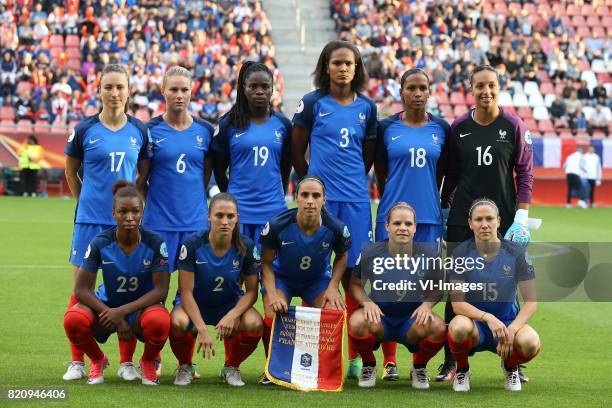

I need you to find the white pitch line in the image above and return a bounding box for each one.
[0,265,67,269]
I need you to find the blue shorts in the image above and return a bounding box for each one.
[173,291,239,327]
[92,294,139,344]
[375,222,442,244]
[380,314,419,353]
[70,223,114,266]
[157,230,197,272]
[264,275,330,306]
[471,319,514,355]
[240,223,265,253]
[326,200,372,267]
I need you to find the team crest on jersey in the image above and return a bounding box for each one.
[275,130,283,143]
[524,130,533,145]
[295,99,304,114]
[233,258,240,269]
[525,251,534,266]
[143,259,151,266]
[431,133,439,144]
[322,241,330,249]
[261,223,270,236]
[358,112,366,124]
[503,264,512,275]
[343,226,351,238]
[160,242,168,258]
[67,129,75,142]
[253,246,261,261]
[84,245,91,259]
[213,125,220,137]
[196,135,204,145]
[179,245,187,261]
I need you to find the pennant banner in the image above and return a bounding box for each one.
[265,306,345,392]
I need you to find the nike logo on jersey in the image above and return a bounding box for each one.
[89,138,101,144]
[318,112,331,117]
[281,241,294,246]
[155,138,167,143]
[235,132,246,138]
[195,260,208,264]
[102,260,114,264]
[391,135,402,141]
[143,260,151,266]
[459,133,471,138]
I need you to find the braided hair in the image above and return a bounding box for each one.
[224,61,273,130]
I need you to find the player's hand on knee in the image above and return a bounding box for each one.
[215,313,236,339]
[196,329,215,359]
[322,286,346,310]
[484,313,509,342]
[363,301,383,324]
[116,320,133,340]
[411,304,433,326]
[99,307,126,330]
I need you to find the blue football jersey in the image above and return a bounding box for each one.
[81,227,169,308]
[142,116,213,231]
[177,232,261,309]
[292,91,377,202]
[376,113,450,225]
[259,208,352,282]
[448,239,535,322]
[353,241,443,317]
[211,112,291,224]
[65,115,149,225]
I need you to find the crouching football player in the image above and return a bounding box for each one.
[349,202,446,389]
[448,199,540,392]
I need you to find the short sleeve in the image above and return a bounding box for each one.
[138,127,150,161]
[447,243,470,282]
[81,237,102,273]
[375,116,394,160]
[258,221,279,251]
[64,125,85,159]
[176,238,197,273]
[365,99,378,141]
[242,240,262,276]
[292,93,315,129]
[514,248,535,282]
[210,117,231,155]
[193,116,215,153]
[352,251,364,279]
[151,239,170,273]
[333,223,352,255]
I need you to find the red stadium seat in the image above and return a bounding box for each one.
[558,130,573,138]
[450,92,465,105]
[439,104,453,118]
[49,34,64,47]
[537,3,552,14]
[601,16,612,28]
[135,108,150,122]
[16,120,33,137]
[571,15,586,28]
[464,93,475,107]
[34,120,50,135]
[596,6,610,16]
[65,59,81,71]
[436,92,449,105]
[502,106,516,115]
[577,59,590,71]
[0,120,15,136]
[576,26,591,38]
[0,106,15,122]
[538,70,550,82]
[65,35,80,47]
[581,4,594,16]
[538,119,554,134]
[597,72,610,83]
[586,16,602,27]
[65,48,81,59]
[540,82,554,95]
[50,47,63,58]
[493,2,507,13]
[517,107,533,120]
[566,4,579,15]
[525,119,538,133]
[592,26,606,38]
[453,104,468,117]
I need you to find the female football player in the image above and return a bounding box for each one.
[212,61,292,249]
[169,193,263,387]
[448,198,540,392]
[142,66,214,273]
[438,64,533,382]
[64,64,150,381]
[63,181,171,385]
[349,202,446,389]
[374,68,450,380]
[292,41,377,377]
[258,176,351,384]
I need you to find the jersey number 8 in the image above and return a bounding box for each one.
[117,276,139,292]
[299,256,311,270]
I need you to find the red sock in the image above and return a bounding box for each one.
[227,332,262,368]
[64,308,104,361]
[118,336,137,363]
[413,337,446,367]
[170,331,195,365]
[447,335,473,370]
[262,316,273,357]
[348,331,377,365]
[345,292,359,360]
[504,347,540,369]
[139,307,171,361]
[223,337,233,366]
[67,299,84,363]
[382,342,398,365]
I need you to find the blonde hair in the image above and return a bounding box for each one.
[163,66,192,87]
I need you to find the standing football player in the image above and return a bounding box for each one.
[64,64,150,381]
[438,64,534,382]
[292,41,377,378]
[374,68,451,380]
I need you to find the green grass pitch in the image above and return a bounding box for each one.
[0,197,611,407]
